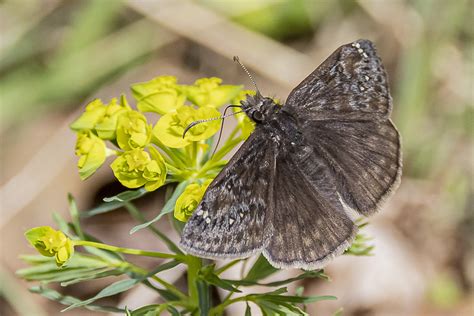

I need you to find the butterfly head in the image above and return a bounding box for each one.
[241,93,278,123]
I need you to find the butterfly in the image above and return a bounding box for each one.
[180,39,402,270]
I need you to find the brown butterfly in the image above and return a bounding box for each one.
[180,39,402,269]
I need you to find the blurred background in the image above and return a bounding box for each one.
[1,0,472,315]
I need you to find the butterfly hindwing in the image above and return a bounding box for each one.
[285,39,392,121]
[307,119,402,215]
[263,138,357,269]
[180,129,275,259]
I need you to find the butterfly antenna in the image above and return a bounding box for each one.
[210,105,246,158]
[182,106,244,139]
[233,56,260,95]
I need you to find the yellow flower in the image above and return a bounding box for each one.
[174,180,212,222]
[110,147,167,191]
[153,106,220,148]
[70,99,107,131]
[185,77,242,108]
[25,226,74,267]
[131,76,186,115]
[75,131,107,180]
[116,110,152,150]
[95,95,130,140]
[233,90,256,140]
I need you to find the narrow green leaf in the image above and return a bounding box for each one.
[52,212,70,235]
[19,255,54,264]
[245,302,252,316]
[60,268,123,286]
[124,202,183,255]
[257,301,287,316]
[260,270,328,287]
[130,304,161,315]
[68,193,84,239]
[245,255,279,282]
[80,200,125,218]
[130,181,188,234]
[200,265,241,293]
[103,188,147,202]
[62,278,139,311]
[264,294,336,304]
[17,254,109,279]
[141,280,181,301]
[167,305,180,316]
[30,285,125,313]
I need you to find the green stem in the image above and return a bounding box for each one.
[153,137,188,169]
[165,162,183,176]
[209,296,249,316]
[74,240,181,260]
[185,255,202,308]
[124,202,183,255]
[131,264,187,301]
[192,141,199,167]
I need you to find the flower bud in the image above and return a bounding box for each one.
[25,226,74,267]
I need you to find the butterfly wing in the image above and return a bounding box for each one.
[180,129,276,259]
[308,120,401,216]
[263,139,357,270]
[284,39,401,216]
[285,39,392,121]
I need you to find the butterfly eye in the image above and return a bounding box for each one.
[252,110,264,122]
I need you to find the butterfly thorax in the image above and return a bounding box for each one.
[241,93,280,123]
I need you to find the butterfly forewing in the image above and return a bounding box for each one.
[180,130,275,258]
[285,39,392,121]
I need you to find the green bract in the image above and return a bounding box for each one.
[75,131,107,180]
[70,98,129,140]
[25,226,74,267]
[185,77,242,108]
[174,180,212,222]
[131,75,186,115]
[116,110,152,150]
[70,99,106,131]
[95,95,130,140]
[110,147,167,191]
[153,106,221,148]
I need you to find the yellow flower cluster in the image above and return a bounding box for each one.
[70,75,252,222]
